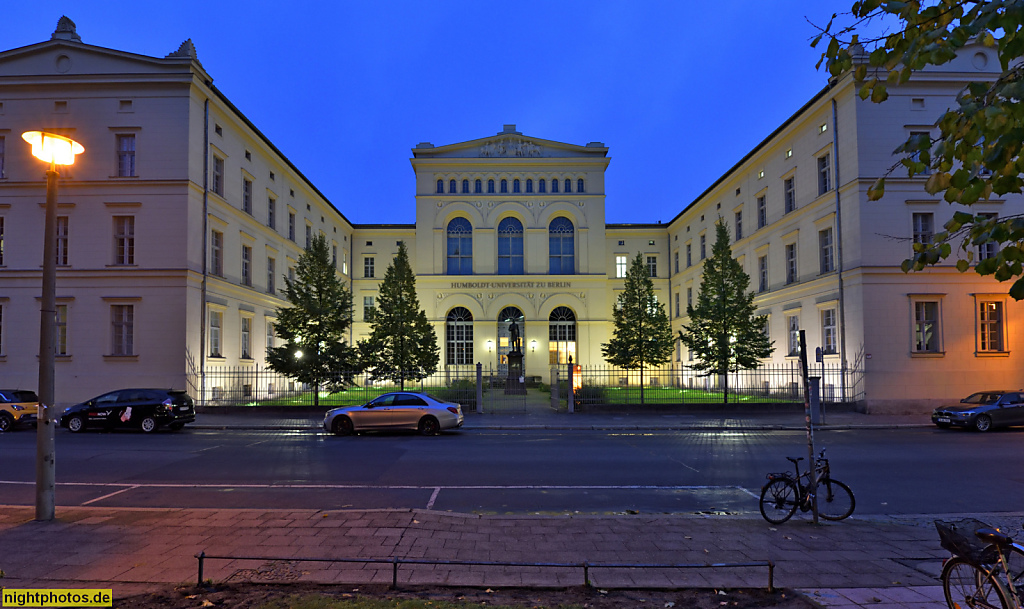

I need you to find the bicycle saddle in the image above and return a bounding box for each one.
[976,527,1014,548]
[786,457,804,464]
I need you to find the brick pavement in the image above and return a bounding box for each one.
[0,505,960,607]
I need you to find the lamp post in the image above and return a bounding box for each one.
[22,131,84,521]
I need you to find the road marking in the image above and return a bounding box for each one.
[426,487,441,509]
[81,485,139,505]
[0,480,754,493]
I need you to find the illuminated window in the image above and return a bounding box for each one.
[446,307,474,365]
[447,217,473,275]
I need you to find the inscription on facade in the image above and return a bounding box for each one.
[450,282,571,289]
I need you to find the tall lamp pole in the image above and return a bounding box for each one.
[22,131,84,521]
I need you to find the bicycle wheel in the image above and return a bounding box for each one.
[759,479,799,524]
[942,556,1011,609]
[992,545,1024,597]
[817,478,855,521]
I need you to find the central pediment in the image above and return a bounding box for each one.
[413,125,608,160]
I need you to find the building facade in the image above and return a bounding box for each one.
[0,19,1021,412]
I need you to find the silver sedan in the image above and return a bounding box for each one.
[323,392,464,436]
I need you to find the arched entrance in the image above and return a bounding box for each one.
[549,306,577,365]
[496,306,524,376]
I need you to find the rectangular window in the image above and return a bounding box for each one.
[758,255,768,293]
[56,216,69,265]
[785,243,797,284]
[0,217,4,265]
[674,292,680,318]
[332,245,338,268]
[784,177,796,213]
[0,304,3,355]
[342,251,348,275]
[821,308,837,355]
[757,195,767,229]
[268,197,276,229]
[117,134,136,177]
[110,305,134,356]
[364,256,375,278]
[113,216,135,265]
[364,295,374,319]
[787,315,800,356]
[647,256,657,278]
[913,301,940,353]
[288,212,296,241]
[734,211,742,241]
[0,135,5,178]
[209,310,222,357]
[615,255,627,278]
[910,131,932,175]
[699,235,706,260]
[211,230,223,276]
[305,224,312,249]
[212,156,224,196]
[819,227,834,274]
[288,266,295,282]
[56,304,68,356]
[673,251,679,274]
[686,243,692,267]
[978,300,1005,352]
[241,245,252,286]
[913,212,934,244]
[978,213,998,261]
[687,286,693,308]
[817,154,831,195]
[266,321,275,351]
[242,178,253,214]
[240,317,252,359]
[267,257,276,294]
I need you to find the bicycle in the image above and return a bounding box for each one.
[758,448,855,524]
[937,518,1024,609]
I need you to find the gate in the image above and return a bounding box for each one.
[480,366,528,413]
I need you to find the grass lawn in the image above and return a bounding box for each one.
[596,386,796,405]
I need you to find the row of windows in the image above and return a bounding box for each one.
[208,309,275,360]
[0,134,135,181]
[0,303,135,357]
[443,306,577,365]
[0,215,135,267]
[436,177,585,195]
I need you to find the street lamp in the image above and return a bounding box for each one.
[23,131,84,521]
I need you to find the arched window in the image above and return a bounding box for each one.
[526,179,533,193]
[447,217,473,275]
[549,217,575,275]
[565,178,572,193]
[475,179,482,193]
[436,179,444,194]
[500,179,508,193]
[497,217,524,275]
[577,178,585,193]
[488,179,495,194]
[446,307,474,365]
[449,179,457,193]
[551,179,559,193]
[462,179,470,193]
[513,179,521,193]
[539,179,546,193]
[548,306,577,365]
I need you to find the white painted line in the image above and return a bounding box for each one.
[81,485,139,505]
[425,487,441,509]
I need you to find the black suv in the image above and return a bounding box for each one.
[59,389,196,433]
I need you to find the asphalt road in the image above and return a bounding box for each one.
[0,426,1019,516]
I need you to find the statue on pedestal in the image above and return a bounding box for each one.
[509,320,522,354]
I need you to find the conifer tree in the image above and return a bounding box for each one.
[680,219,773,404]
[266,234,357,406]
[358,242,440,390]
[601,252,675,404]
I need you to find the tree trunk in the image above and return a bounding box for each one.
[640,366,645,406]
[723,367,729,406]
[314,380,320,408]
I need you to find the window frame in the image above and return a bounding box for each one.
[116,134,136,177]
[817,153,831,195]
[976,295,1008,355]
[909,296,943,355]
[364,256,375,278]
[113,215,135,265]
[785,242,797,284]
[819,227,835,274]
[784,177,796,213]
[110,304,135,357]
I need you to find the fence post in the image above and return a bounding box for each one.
[196,551,205,586]
[550,366,559,410]
[475,362,483,414]
[567,358,575,413]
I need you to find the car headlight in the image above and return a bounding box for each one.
[10,404,23,411]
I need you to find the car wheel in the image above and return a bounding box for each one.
[169,423,184,431]
[418,416,440,436]
[332,416,354,436]
[974,414,993,432]
[67,415,85,433]
[0,413,13,432]
[140,416,158,433]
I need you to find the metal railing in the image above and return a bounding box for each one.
[195,550,774,591]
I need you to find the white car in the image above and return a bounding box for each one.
[324,392,464,436]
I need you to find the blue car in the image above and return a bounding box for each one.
[932,391,1024,432]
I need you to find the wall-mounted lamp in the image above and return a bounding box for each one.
[486,340,494,353]
[529,340,537,353]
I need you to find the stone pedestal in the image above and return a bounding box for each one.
[505,350,526,395]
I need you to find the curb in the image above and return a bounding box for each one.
[189,423,934,432]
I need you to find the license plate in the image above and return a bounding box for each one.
[179,406,189,411]
[937,417,950,423]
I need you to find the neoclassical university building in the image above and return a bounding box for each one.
[1,18,1021,412]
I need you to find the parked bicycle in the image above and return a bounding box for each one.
[758,448,855,524]
[937,518,1024,609]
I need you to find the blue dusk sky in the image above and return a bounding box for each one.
[1,2,883,226]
